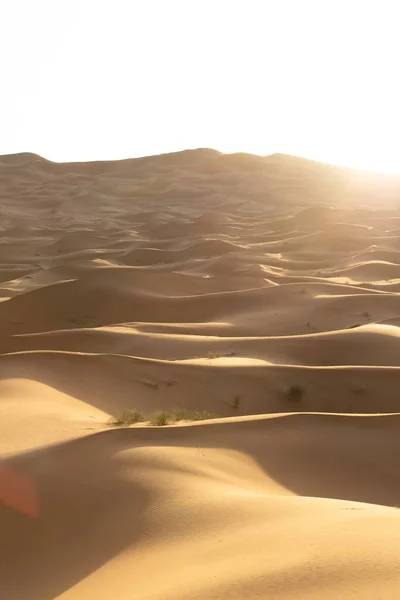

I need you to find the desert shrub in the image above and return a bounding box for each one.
[170,408,189,421]
[285,384,304,402]
[232,395,240,409]
[148,408,220,426]
[171,408,219,421]
[110,409,145,426]
[191,410,217,420]
[150,410,170,426]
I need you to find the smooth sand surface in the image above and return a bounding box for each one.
[1,150,400,599]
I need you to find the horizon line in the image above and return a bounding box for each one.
[1,147,399,178]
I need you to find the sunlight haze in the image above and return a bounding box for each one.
[2,0,400,172]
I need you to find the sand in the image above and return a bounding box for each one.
[1,149,400,599]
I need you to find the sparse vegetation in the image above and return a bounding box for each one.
[362,311,371,319]
[208,351,220,359]
[191,410,217,420]
[170,408,218,421]
[150,410,170,426]
[110,408,145,426]
[110,407,219,427]
[232,395,240,409]
[170,408,188,421]
[285,384,305,402]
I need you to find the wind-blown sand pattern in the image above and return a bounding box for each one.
[1,149,400,599]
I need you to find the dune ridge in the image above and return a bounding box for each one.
[1,149,400,599]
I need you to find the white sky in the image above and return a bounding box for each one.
[2,0,400,172]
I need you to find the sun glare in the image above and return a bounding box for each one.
[1,0,400,173]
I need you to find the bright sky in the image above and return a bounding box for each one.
[2,0,400,172]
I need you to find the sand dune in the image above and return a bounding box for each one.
[1,150,400,599]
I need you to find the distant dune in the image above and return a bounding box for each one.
[1,149,400,599]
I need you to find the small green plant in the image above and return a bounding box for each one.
[285,384,304,402]
[170,408,188,421]
[191,410,217,420]
[232,395,240,409]
[150,410,170,426]
[110,408,145,426]
[169,408,219,421]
